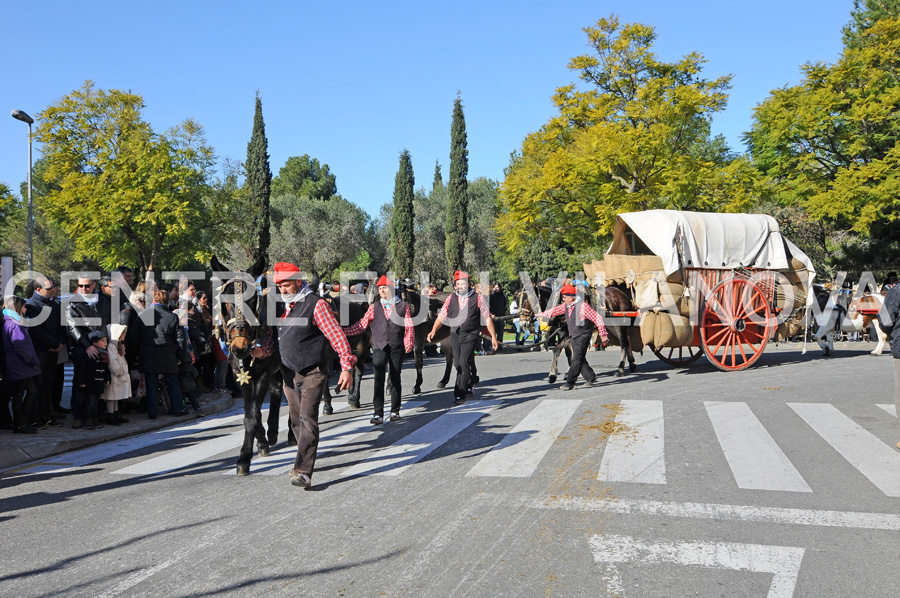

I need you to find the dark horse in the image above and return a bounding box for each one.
[519,283,637,382]
[210,255,285,475]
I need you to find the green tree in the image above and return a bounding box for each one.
[269,194,370,281]
[746,16,900,273]
[244,94,272,264]
[34,81,222,272]
[390,150,415,277]
[843,0,900,48]
[271,155,337,200]
[463,177,501,274]
[497,16,744,254]
[433,160,443,192]
[445,96,469,275]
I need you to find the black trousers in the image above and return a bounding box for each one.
[566,333,596,386]
[282,365,328,476]
[30,350,58,422]
[450,330,480,400]
[11,376,38,428]
[372,345,404,417]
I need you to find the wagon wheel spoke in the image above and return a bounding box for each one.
[701,277,772,372]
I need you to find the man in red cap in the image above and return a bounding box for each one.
[536,282,609,391]
[273,262,356,489]
[427,270,499,404]
[344,275,414,424]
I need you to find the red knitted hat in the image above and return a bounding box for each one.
[453,270,469,282]
[273,262,301,283]
[560,284,577,295]
[375,275,393,288]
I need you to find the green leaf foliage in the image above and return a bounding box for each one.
[445,96,469,275]
[245,94,272,263]
[34,81,221,272]
[746,16,900,273]
[498,16,744,255]
[390,149,415,277]
[271,155,337,201]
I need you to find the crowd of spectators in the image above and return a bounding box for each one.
[1,267,228,434]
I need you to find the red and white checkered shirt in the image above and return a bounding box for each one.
[537,300,609,340]
[302,299,358,371]
[344,302,415,352]
[437,292,492,323]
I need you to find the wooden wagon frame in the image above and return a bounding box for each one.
[584,210,817,371]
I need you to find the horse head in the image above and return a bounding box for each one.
[210,254,270,360]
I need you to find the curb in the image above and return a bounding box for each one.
[0,392,237,472]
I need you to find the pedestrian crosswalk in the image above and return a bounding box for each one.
[14,398,900,498]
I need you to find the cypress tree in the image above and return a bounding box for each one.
[445,96,469,276]
[390,149,415,278]
[245,93,272,264]
[433,160,443,192]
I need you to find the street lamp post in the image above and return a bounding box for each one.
[11,109,34,272]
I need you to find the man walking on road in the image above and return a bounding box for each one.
[426,271,499,405]
[274,262,356,489]
[535,283,609,391]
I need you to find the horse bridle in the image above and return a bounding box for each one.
[217,278,270,358]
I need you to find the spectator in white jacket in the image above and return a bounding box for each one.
[102,323,131,425]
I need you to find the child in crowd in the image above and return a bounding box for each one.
[2,296,42,434]
[75,331,111,430]
[102,324,131,426]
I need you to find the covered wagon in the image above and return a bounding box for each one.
[584,210,816,371]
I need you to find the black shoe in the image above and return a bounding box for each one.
[170,411,188,417]
[14,425,38,434]
[83,423,95,430]
[148,414,157,420]
[466,389,474,397]
[348,401,361,409]
[45,419,64,428]
[117,415,130,424]
[584,378,597,387]
[454,396,467,405]
[389,412,401,422]
[561,384,575,391]
[289,470,311,489]
[370,415,384,425]
[30,420,47,429]
[106,418,121,426]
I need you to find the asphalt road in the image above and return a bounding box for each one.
[2,340,899,598]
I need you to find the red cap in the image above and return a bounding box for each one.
[454,270,469,282]
[273,262,301,284]
[560,284,577,295]
[375,275,393,288]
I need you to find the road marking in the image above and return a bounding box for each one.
[704,401,811,492]
[342,400,497,477]
[877,404,898,418]
[13,407,249,474]
[589,534,804,598]
[112,415,290,476]
[789,403,900,497]
[466,399,581,477]
[227,401,427,476]
[597,399,665,484]
[508,494,900,531]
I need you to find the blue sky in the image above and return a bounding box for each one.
[1,1,853,220]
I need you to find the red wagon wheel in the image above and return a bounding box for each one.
[653,345,703,366]
[700,277,773,371]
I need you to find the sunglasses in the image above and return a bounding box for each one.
[77,284,94,288]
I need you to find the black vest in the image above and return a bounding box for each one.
[278,293,327,373]
[371,300,407,350]
[446,293,482,334]
[565,301,594,339]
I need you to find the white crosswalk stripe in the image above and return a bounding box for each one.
[704,401,811,493]
[342,400,497,477]
[789,402,900,497]
[226,401,428,476]
[598,400,666,484]
[466,399,581,477]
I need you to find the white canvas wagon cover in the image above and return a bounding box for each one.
[607,209,815,279]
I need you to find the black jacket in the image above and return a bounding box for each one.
[137,304,188,375]
[74,348,111,395]
[24,292,66,353]
[65,296,103,352]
